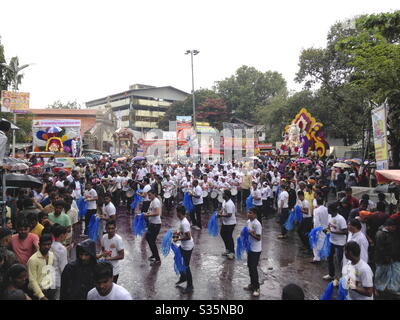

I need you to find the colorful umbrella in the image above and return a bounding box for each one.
[47,126,62,134]
[375,170,400,184]
[333,162,351,169]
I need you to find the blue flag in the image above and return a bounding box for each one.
[88,215,100,242]
[132,213,147,236]
[284,209,296,231]
[183,192,194,213]
[77,196,88,219]
[207,211,219,237]
[171,243,187,275]
[161,229,174,257]
[236,226,251,260]
[308,226,323,249]
[320,282,334,300]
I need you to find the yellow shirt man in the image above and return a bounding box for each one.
[27,250,55,299]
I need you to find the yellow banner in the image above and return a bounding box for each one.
[1,91,30,113]
[371,105,389,169]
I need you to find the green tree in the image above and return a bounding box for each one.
[215,65,287,122]
[196,98,229,130]
[0,36,10,92]
[0,56,31,91]
[157,89,220,130]
[47,100,82,109]
[337,11,400,167]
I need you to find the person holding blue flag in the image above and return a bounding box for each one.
[190,180,203,230]
[296,191,312,252]
[174,205,194,294]
[341,241,374,300]
[218,190,236,260]
[243,207,262,297]
[277,184,290,239]
[311,198,329,263]
[144,189,162,266]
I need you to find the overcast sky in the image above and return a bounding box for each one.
[0,0,398,109]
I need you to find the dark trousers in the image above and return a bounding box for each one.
[298,217,313,248]
[220,224,236,253]
[164,197,174,212]
[279,208,290,235]
[328,243,344,278]
[255,205,263,225]
[121,191,127,204]
[179,247,193,288]
[247,251,261,290]
[190,204,203,228]
[242,189,250,208]
[112,189,121,206]
[84,209,97,235]
[146,223,161,261]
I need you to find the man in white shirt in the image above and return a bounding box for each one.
[144,190,162,266]
[311,198,329,263]
[174,205,195,294]
[343,219,369,266]
[83,182,98,236]
[341,241,373,300]
[251,181,263,225]
[244,207,262,297]
[277,184,290,239]
[191,180,203,230]
[296,191,312,250]
[218,190,237,260]
[323,203,348,281]
[98,220,124,283]
[51,224,68,300]
[261,182,272,219]
[101,194,116,233]
[87,262,132,300]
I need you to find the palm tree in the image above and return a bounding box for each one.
[0,56,30,91]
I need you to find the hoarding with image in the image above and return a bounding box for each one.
[1,90,30,113]
[371,104,389,170]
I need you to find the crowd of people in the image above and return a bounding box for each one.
[0,153,399,300]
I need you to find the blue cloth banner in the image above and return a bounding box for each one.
[132,213,147,236]
[245,195,253,212]
[284,209,296,231]
[337,278,348,300]
[207,211,219,237]
[236,226,251,260]
[183,192,194,213]
[171,243,187,275]
[88,215,100,242]
[77,196,88,219]
[320,282,334,300]
[319,233,331,260]
[308,226,323,249]
[294,205,302,223]
[161,229,174,257]
[130,190,144,210]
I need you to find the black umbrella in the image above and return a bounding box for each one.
[1,173,43,188]
[74,158,88,164]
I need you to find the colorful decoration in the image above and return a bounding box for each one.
[281,108,329,157]
[36,126,73,153]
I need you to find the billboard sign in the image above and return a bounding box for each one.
[1,91,30,113]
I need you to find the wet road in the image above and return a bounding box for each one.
[114,203,328,300]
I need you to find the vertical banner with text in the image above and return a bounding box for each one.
[371,104,389,170]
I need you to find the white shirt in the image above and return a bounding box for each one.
[221,199,237,225]
[345,231,369,264]
[251,188,262,206]
[313,205,329,228]
[148,197,162,224]
[247,219,262,252]
[179,217,194,250]
[342,260,373,300]
[136,168,148,181]
[84,188,98,210]
[297,199,311,218]
[278,191,289,209]
[51,241,68,287]
[328,214,347,246]
[121,177,130,191]
[101,234,124,276]
[261,186,272,200]
[112,176,122,190]
[192,185,203,205]
[55,180,64,188]
[87,283,132,300]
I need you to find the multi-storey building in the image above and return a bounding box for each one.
[85,84,189,132]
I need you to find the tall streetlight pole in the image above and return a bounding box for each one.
[185,49,199,132]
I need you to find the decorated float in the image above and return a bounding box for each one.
[281,108,329,157]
